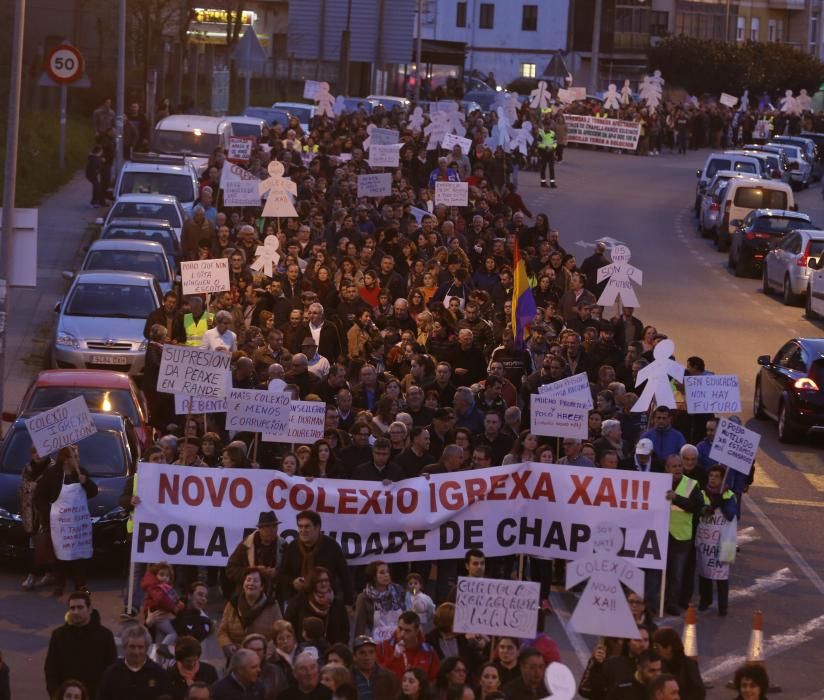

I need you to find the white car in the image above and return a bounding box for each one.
[698,171,753,238]
[806,256,824,318]
[97,193,185,242]
[763,228,824,305]
[72,239,178,296]
[114,154,200,216]
[151,114,232,174]
[367,94,412,112]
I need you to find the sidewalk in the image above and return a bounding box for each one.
[2,171,99,422]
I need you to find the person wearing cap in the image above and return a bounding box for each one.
[427,407,456,460]
[620,437,663,472]
[301,338,331,380]
[225,511,286,601]
[352,635,399,700]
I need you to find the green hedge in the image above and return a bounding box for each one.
[0,110,92,207]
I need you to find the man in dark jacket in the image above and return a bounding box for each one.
[502,647,548,699]
[352,635,400,700]
[351,438,405,483]
[211,649,264,700]
[225,511,286,600]
[579,241,610,297]
[143,291,185,342]
[45,591,117,698]
[278,510,354,607]
[97,625,171,700]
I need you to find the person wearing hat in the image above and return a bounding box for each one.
[352,635,400,700]
[619,437,664,473]
[225,511,286,602]
[427,407,456,460]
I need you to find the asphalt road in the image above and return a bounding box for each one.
[2,150,824,698]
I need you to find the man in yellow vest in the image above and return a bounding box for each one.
[663,453,704,616]
[183,296,214,347]
[536,117,558,189]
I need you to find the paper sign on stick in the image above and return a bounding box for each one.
[157,346,232,399]
[369,127,400,146]
[227,136,254,163]
[181,259,230,295]
[454,576,540,638]
[538,373,593,408]
[262,400,326,444]
[220,163,262,207]
[720,92,738,108]
[530,394,588,439]
[434,181,468,206]
[368,144,401,168]
[442,132,472,154]
[357,173,392,198]
[709,417,759,475]
[25,396,97,457]
[303,80,321,99]
[566,522,645,639]
[175,394,227,414]
[685,375,741,414]
[226,388,291,434]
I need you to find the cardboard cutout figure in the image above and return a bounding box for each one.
[739,89,750,113]
[509,121,534,155]
[603,84,621,111]
[597,245,643,308]
[487,107,512,151]
[631,338,684,412]
[314,81,336,118]
[251,235,281,278]
[639,70,664,109]
[425,110,450,151]
[781,89,801,115]
[620,79,633,106]
[408,106,425,134]
[540,663,576,700]
[529,80,552,111]
[259,161,298,218]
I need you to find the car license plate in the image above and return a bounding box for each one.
[91,354,130,365]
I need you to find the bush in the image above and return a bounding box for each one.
[0,110,92,207]
[648,36,824,98]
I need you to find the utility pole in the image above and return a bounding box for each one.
[415,0,423,101]
[1,0,26,433]
[589,0,603,95]
[115,0,127,178]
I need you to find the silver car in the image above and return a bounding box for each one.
[70,239,178,296]
[763,228,824,305]
[52,271,161,375]
[98,193,185,242]
[698,171,753,238]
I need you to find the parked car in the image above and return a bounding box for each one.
[222,115,267,140]
[271,102,315,132]
[71,239,178,295]
[754,337,824,442]
[150,114,232,174]
[366,95,411,112]
[772,135,821,180]
[336,97,373,115]
[762,228,824,305]
[806,256,824,319]
[96,193,185,243]
[0,411,138,560]
[99,218,182,269]
[741,145,793,184]
[114,154,200,216]
[717,178,795,252]
[694,152,763,215]
[765,142,812,189]
[2,370,150,449]
[52,270,162,375]
[242,106,292,130]
[698,171,753,238]
[728,209,812,278]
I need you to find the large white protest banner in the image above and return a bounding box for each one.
[181,259,231,295]
[564,114,641,151]
[368,144,400,168]
[454,577,540,638]
[226,388,291,434]
[369,127,400,146]
[25,396,97,457]
[442,132,472,155]
[220,163,261,207]
[174,394,227,415]
[538,373,593,409]
[434,181,469,206]
[684,374,741,414]
[157,346,232,399]
[531,394,589,439]
[131,462,671,567]
[709,417,760,475]
[357,173,393,198]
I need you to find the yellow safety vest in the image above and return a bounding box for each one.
[184,312,213,346]
[126,474,137,534]
[669,475,698,541]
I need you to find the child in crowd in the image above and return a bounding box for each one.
[141,561,184,657]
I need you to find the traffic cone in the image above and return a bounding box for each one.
[746,610,764,662]
[682,604,698,660]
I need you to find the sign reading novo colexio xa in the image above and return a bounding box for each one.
[131,462,672,568]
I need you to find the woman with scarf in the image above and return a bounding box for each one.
[165,635,218,700]
[285,566,350,646]
[217,567,282,662]
[353,560,406,641]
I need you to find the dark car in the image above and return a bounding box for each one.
[0,412,139,560]
[728,209,812,277]
[754,337,824,443]
[242,106,293,130]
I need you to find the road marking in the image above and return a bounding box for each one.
[746,497,824,595]
[548,591,592,669]
[803,473,824,491]
[753,468,779,489]
[737,526,759,545]
[728,567,797,602]
[701,613,824,682]
[763,497,824,507]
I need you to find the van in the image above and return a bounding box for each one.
[717,179,795,251]
[694,152,763,214]
[151,115,232,174]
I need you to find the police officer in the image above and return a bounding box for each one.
[536,117,558,189]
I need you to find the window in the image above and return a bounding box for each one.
[479,2,494,29]
[768,19,776,42]
[750,17,760,41]
[650,11,668,36]
[522,5,538,31]
[737,16,745,41]
[521,62,536,78]
[777,19,783,42]
[456,1,467,28]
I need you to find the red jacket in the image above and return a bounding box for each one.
[377,630,440,682]
[140,571,182,615]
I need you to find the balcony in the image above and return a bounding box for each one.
[767,0,806,9]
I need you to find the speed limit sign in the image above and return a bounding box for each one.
[45,44,84,85]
